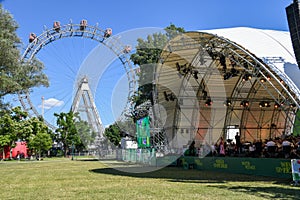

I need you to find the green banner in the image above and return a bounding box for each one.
[136,116,150,148]
[157,156,292,179]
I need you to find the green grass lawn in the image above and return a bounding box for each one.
[0,158,299,200]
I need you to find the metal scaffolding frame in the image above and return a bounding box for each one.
[155,31,300,151]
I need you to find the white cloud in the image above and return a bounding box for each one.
[38,98,64,109]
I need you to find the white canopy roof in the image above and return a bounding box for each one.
[200,27,297,71]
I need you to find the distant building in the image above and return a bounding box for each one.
[286,0,300,69]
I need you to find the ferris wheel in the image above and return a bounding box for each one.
[19,19,137,131]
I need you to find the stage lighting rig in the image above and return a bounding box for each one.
[274,102,281,109]
[163,91,176,101]
[175,62,199,80]
[224,99,232,107]
[259,101,270,108]
[242,73,252,81]
[240,100,249,107]
[205,98,213,106]
[290,103,296,108]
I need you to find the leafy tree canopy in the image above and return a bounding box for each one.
[0,107,52,159]
[130,24,185,108]
[27,117,52,160]
[0,5,48,108]
[104,123,122,147]
[74,119,96,151]
[54,111,99,156]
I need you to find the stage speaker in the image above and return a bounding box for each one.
[286,0,300,69]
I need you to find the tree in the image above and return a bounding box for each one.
[130,24,185,108]
[0,106,30,159]
[28,132,52,160]
[27,117,53,160]
[54,111,81,157]
[0,134,11,160]
[0,107,53,160]
[0,5,48,108]
[74,120,96,151]
[104,123,122,147]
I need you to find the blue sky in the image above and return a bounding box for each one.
[2,0,291,37]
[1,0,293,127]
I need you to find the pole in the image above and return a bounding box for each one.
[71,142,74,160]
[41,96,44,119]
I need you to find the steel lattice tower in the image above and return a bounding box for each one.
[71,76,104,138]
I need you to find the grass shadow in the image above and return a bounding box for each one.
[89,164,290,184]
[90,165,298,198]
[208,184,300,200]
[75,158,101,162]
[90,167,225,184]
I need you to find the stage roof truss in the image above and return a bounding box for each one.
[155,31,300,146]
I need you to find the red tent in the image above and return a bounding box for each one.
[12,141,28,158]
[0,141,28,159]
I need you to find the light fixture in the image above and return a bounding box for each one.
[242,73,252,81]
[240,100,249,107]
[224,100,232,107]
[259,101,270,108]
[205,98,212,106]
[274,102,281,109]
[290,103,296,108]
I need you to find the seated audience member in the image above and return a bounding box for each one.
[188,140,197,156]
[254,139,263,157]
[210,143,217,156]
[249,142,256,157]
[282,139,292,158]
[266,139,277,157]
[219,138,225,157]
